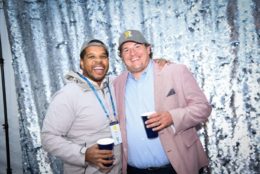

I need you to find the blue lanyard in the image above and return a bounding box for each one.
[77,72,117,118]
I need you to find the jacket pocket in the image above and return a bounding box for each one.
[181,128,199,148]
[162,94,178,110]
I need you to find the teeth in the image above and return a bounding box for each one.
[94,66,104,70]
[131,58,138,61]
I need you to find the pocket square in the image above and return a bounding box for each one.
[166,88,176,97]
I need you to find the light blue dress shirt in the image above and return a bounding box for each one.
[125,60,170,168]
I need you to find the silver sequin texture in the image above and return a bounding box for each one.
[3,0,260,173]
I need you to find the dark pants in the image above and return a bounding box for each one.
[127,164,177,174]
[127,164,207,174]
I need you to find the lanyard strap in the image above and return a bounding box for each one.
[77,72,116,118]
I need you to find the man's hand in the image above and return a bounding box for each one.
[85,144,114,172]
[145,112,173,131]
[153,58,171,70]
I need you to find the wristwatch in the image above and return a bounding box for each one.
[80,146,87,155]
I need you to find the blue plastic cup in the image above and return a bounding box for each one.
[97,138,114,167]
[141,112,158,139]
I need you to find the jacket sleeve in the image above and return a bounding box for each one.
[168,65,212,133]
[41,88,86,167]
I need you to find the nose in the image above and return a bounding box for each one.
[94,57,102,62]
[129,48,136,56]
[93,57,106,62]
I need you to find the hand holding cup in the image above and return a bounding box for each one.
[145,111,173,132]
[97,138,114,167]
[84,138,114,169]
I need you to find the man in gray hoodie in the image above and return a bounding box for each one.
[41,39,122,174]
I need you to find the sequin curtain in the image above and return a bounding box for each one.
[2,0,259,173]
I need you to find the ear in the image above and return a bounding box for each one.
[80,59,83,69]
[146,45,151,54]
[117,50,121,58]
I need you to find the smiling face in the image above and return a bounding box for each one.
[120,41,151,79]
[80,45,109,85]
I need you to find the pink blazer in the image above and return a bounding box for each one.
[113,63,212,174]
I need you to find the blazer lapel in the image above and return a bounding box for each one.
[118,72,128,122]
[153,63,163,112]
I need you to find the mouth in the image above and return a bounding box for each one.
[130,57,139,62]
[93,66,105,74]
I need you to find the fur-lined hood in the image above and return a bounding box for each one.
[64,71,110,91]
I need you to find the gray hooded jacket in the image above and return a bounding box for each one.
[41,71,121,174]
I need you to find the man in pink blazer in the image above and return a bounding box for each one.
[113,30,212,174]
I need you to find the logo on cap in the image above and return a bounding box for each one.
[124,31,132,39]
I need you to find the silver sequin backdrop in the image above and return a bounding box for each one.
[1,0,259,173]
